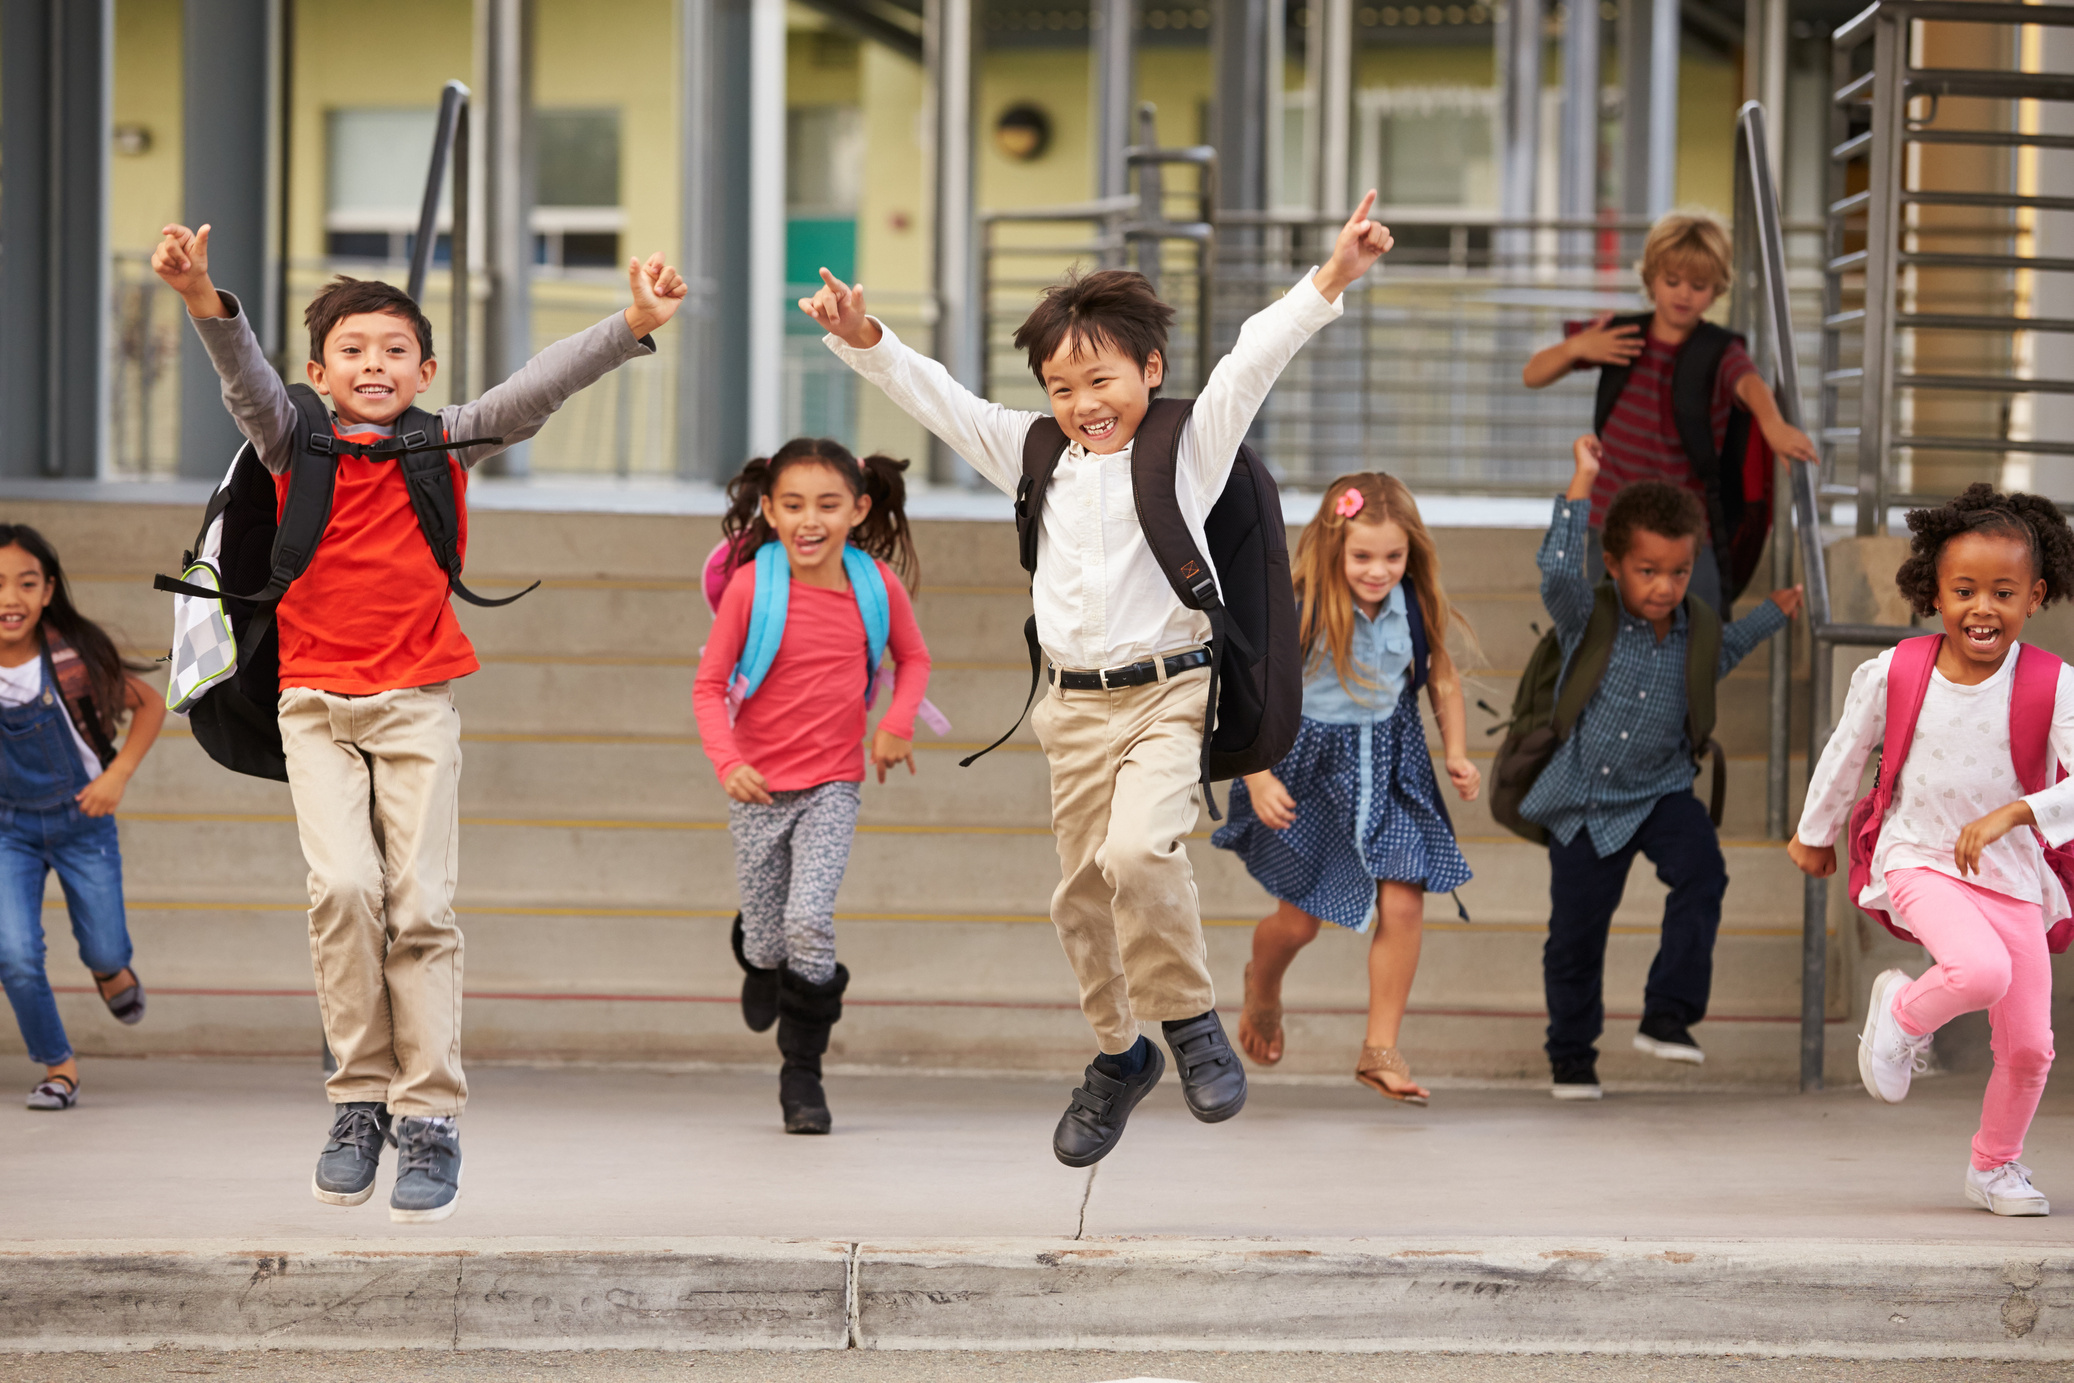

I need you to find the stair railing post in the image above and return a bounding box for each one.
[1857,6,1906,536]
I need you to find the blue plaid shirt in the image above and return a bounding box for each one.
[1520,496,1787,857]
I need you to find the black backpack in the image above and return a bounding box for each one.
[1487,584,1725,845]
[154,384,535,780]
[1593,314,1772,602]
[959,397,1302,818]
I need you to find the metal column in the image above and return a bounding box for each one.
[747,0,787,457]
[1854,9,1905,536]
[179,0,270,478]
[678,0,745,480]
[1308,0,1353,213]
[927,0,981,483]
[1497,0,1542,261]
[1645,0,1679,211]
[1558,0,1600,263]
[1213,0,1274,217]
[1743,0,1785,175]
[479,0,533,473]
[1093,0,1136,199]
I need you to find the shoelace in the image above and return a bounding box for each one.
[389,1122,460,1183]
[1989,1160,2037,1192]
[325,1106,386,1155]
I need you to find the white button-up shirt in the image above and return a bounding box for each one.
[825,270,1343,671]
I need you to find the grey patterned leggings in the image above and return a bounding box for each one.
[729,780,861,985]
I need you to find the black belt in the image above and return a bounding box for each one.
[1053,647,1212,691]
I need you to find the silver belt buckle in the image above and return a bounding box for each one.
[1097,664,1112,691]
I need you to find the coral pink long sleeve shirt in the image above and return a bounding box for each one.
[694,555,931,790]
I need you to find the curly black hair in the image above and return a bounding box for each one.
[1602,481,1706,559]
[1894,482,2074,619]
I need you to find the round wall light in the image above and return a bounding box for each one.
[994,103,1052,162]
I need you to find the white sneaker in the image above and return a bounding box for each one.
[1857,968,1932,1104]
[1966,1161,2051,1216]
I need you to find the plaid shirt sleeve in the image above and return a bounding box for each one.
[1537,497,1595,653]
[1717,598,1790,677]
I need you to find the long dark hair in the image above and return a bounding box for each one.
[0,524,135,734]
[719,437,921,592]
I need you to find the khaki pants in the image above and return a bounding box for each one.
[1030,664,1215,1053]
[279,683,466,1116]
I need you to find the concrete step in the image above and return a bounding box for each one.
[40,902,1824,1075]
[103,804,1809,920]
[126,726,1807,840]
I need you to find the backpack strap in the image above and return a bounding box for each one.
[1016,418,1072,576]
[42,631,117,769]
[961,418,1072,768]
[384,404,538,609]
[731,542,792,702]
[1550,584,1622,740]
[1681,595,1727,826]
[1402,577,1429,699]
[1590,312,1654,436]
[1872,636,1943,826]
[2010,642,2066,797]
[843,546,891,700]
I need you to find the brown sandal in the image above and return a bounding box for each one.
[1238,962,1284,1066]
[1356,1045,1428,1105]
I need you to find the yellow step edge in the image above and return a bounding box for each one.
[100,899,1815,938]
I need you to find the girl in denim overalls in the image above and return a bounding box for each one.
[0,525,165,1110]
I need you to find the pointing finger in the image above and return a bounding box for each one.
[1346,188,1377,230]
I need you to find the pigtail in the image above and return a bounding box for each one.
[721,454,777,558]
[1898,482,2074,617]
[853,453,922,593]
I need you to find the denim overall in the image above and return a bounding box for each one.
[0,645,129,1065]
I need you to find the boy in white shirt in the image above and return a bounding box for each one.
[803,194,1394,1165]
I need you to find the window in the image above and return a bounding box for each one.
[1354,87,1497,210]
[786,105,863,288]
[323,106,624,270]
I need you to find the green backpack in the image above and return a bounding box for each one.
[1488,584,1726,845]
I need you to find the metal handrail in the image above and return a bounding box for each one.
[407,80,471,399]
[1738,99,1917,1092]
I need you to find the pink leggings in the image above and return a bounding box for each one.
[1886,867,2056,1170]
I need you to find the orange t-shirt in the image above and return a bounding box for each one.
[271,428,479,694]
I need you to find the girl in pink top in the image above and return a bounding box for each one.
[694,437,931,1134]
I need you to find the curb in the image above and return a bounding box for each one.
[1,1236,2069,1358]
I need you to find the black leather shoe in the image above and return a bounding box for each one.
[731,915,779,1033]
[1161,1011,1247,1123]
[1053,1042,1164,1167]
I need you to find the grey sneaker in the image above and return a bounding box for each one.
[312,1102,391,1206]
[388,1117,462,1223]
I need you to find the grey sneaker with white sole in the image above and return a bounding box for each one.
[388,1116,462,1223]
[312,1102,391,1206]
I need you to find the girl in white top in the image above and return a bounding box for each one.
[1791,485,2074,1217]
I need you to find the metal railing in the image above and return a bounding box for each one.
[1738,99,1917,1093]
[980,195,1828,491]
[1822,0,2074,528]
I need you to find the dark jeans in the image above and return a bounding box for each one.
[1543,790,1727,1064]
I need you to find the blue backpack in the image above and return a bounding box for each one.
[729,541,890,704]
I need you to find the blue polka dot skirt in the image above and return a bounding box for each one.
[1212,695,1472,932]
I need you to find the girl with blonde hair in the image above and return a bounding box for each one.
[1211,472,1477,1102]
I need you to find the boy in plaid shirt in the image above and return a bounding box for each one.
[1524,436,1802,1098]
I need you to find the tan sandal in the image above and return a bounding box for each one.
[1356,1045,1429,1105]
[1237,962,1284,1066]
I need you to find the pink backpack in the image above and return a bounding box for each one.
[1846,634,2074,952]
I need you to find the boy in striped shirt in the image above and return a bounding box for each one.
[1523,212,1816,615]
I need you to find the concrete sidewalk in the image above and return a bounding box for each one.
[5,1059,2074,1357]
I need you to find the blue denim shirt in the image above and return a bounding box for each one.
[1519,496,1787,857]
[1302,583,1414,723]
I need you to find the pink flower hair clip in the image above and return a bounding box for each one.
[1334,487,1366,519]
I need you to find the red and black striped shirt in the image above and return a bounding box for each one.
[1588,333,1755,529]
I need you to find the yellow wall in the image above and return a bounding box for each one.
[111,0,185,253]
[856,42,929,296]
[1673,51,1739,219]
[536,0,679,262]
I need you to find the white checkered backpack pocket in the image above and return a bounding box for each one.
[165,454,242,714]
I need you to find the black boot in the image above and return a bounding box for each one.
[732,914,779,1033]
[776,963,849,1134]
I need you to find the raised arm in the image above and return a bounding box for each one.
[1537,438,1601,640]
[1523,311,1641,389]
[444,313,653,469]
[807,272,1040,496]
[156,224,297,472]
[1717,589,1799,676]
[1181,195,1389,495]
